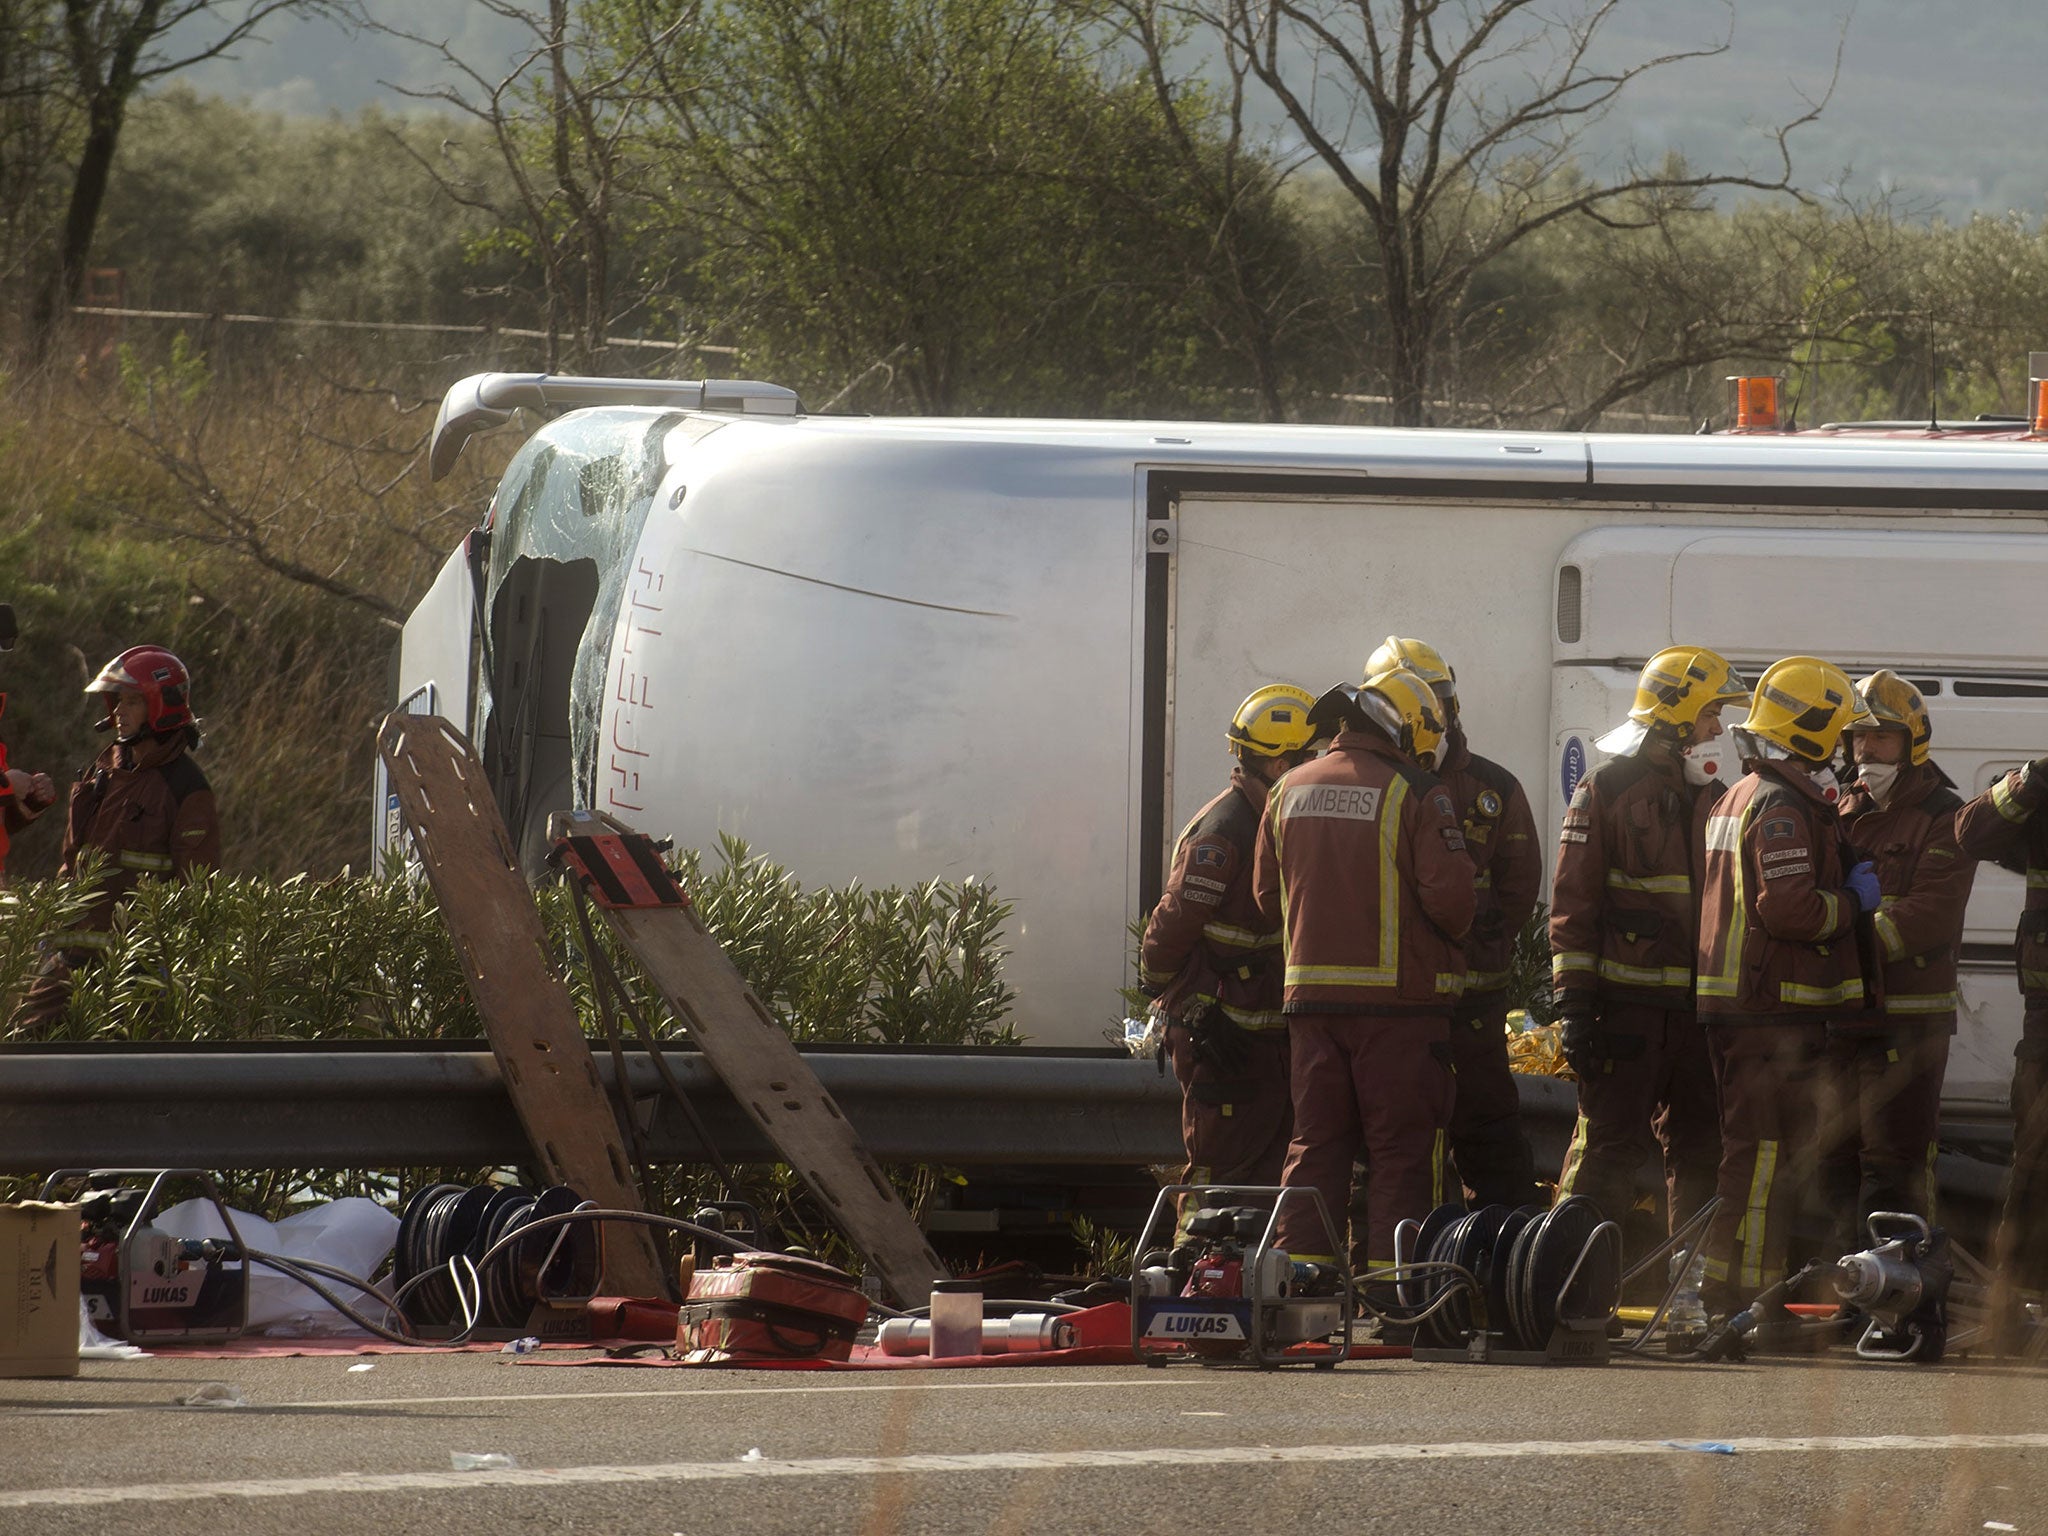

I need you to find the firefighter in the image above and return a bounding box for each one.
[1954,748,2048,1296]
[1251,667,1475,1270]
[1366,636,1540,1208]
[1551,646,1748,1235]
[1695,657,1878,1311]
[8,646,220,1030]
[1821,671,1976,1248]
[1140,684,1318,1190]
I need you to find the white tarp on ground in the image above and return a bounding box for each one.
[156,1197,399,1336]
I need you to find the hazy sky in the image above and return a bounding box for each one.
[170,0,2044,218]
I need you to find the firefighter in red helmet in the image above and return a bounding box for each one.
[8,646,220,1030]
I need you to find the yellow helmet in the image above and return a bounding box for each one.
[1739,657,1873,763]
[1627,646,1751,741]
[1362,667,1449,768]
[1852,669,1932,766]
[1227,683,1317,759]
[1364,636,1454,694]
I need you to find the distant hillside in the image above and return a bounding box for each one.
[174,0,2044,218]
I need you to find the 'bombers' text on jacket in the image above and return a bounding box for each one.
[1251,729,1476,1015]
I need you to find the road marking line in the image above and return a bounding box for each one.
[9,1376,1203,1417]
[5,1433,2047,1508]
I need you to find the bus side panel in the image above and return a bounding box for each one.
[601,432,1140,1049]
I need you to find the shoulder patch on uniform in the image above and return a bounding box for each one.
[1431,792,1456,821]
[1761,815,1799,843]
[1192,844,1229,867]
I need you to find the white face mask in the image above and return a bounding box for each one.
[1681,736,1729,787]
[1858,761,1902,806]
[1810,765,1843,805]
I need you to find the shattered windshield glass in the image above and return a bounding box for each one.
[482,410,676,810]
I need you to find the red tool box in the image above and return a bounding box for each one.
[678,1253,869,1363]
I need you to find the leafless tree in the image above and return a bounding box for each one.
[361,0,689,370]
[1109,0,1327,420]
[105,356,493,624]
[1154,0,1833,425]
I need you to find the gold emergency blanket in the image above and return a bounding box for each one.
[1504,1011,1575,1080]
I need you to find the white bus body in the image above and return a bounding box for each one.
[390,388,2048,1110]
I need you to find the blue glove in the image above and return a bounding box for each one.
[1846,860,1881,913]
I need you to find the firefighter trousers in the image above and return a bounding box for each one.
[1815,1028,1950,1254]
[1166,1023,1294,1190]
[1703,1018,1829,1303]
[1276,1012,1451,1268]
[1555,1003,1721,1234]
[1447,997,1537,1210]
[1998,1014,2048,1294]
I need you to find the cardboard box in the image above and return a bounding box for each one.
[2,1202,80,1378]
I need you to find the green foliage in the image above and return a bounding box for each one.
[90,89,517,327]
[1,839,1018,1048]
[1507,901,1557,1026]
[116,329,210,412]
[610,0,1288,414]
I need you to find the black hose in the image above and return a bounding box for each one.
[243,1250,421,1347]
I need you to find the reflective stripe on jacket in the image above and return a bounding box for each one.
[1436,737,1541,1001]
[1549,748,1715,1012]
[1696,764,1863,1019]
[1955,763,2048,1005]
[1250,729,1476,1014]
[1837,766,1975,1028]
[1141,767,1284,1028]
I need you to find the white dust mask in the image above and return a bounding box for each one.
[1858,761,1902,807]
[1809,765,1843,805]
[1681,736,1729,788]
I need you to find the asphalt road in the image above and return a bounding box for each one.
[4,1347,2047,1535]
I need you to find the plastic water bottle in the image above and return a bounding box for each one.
[1666,1248,1708,1348]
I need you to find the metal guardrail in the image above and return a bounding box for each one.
[0,1044,2004,1211]
[0,1044,1198,1174]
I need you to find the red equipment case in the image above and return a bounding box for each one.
[678,1253,869,1362]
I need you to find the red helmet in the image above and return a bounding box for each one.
[86,645,194,734]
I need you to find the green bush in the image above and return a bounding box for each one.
[0,833,1018,1048]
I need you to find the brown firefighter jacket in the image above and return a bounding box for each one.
[1550,748,1716,1015]
[1955,761,2048,1012]
[1436,734,1541,1003]
[1837,765,1975,1030]
[1696,762,1865,1021]
[1251,729,1476,1015]
[53,734,220,949]
[1141,766,1284,1029]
